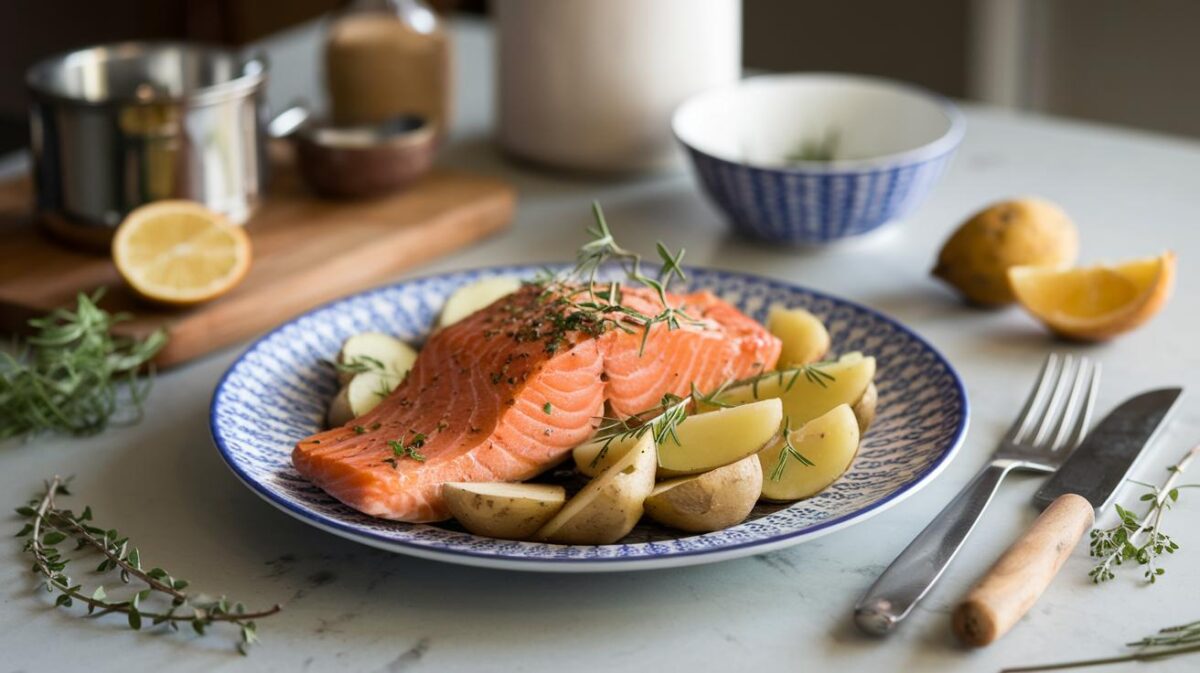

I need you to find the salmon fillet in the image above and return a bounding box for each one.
[293,284,780,522]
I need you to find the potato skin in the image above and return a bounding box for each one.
[644,456,762,533]
[536,434,657,544]
[443,483,565,541]
[933,198,1078,307]
[851,382,878,435]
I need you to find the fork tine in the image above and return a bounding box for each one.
[1045,357,1097,451]
[1030,354,1078,448]
[1005,354,1061,444]
[1063,360,1101,451]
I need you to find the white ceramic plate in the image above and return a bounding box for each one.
[210,266,968,572]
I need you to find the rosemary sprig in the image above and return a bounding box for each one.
[587,364,834,469]
[1002,618,1200,672]
[1,290,167,440]
[330,355,386,377]
[1089,443,1199,583]
[18,476,280,654]
[769,418,814,482]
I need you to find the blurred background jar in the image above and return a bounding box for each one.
[325,0,453,135]
[495,0,741,173]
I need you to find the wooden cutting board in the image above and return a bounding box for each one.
[0,149,515,368]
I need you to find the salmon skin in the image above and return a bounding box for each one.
[293,284,780,522]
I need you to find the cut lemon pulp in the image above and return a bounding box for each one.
[1008,252,1175,341]
[112,201,252,306]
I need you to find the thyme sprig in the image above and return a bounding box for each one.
[1002,618,1200,672]
[1,290,167,440]
[18,476,280,654]
[534,202,696,355]
[1089,443,1199,584]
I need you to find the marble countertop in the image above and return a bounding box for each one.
[3,17,1199,673]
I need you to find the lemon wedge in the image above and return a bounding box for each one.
[112,201,252,306]
[1008,252,1175,340]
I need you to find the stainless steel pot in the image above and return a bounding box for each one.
[26,42,268,248]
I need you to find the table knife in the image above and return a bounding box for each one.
[953,387,1183,646]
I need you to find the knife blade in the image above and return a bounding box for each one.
[952,387,1183,647]
[1034,388,1182,512]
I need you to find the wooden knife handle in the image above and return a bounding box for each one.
[952,494,1095,646]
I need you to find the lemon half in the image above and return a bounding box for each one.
[112,200,252,307]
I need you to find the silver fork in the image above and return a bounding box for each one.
[854,353,1100,635]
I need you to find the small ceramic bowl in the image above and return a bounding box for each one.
[673,73,964,245]
[293,115,436,199]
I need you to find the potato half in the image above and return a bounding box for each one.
[711,352,875,428]
[852,381,878,435]
[573,434,641,478]
[327,370,401,426]
[336,332,418,385]
[656,398,783,477]
[438,276,523,329]
[767,306,830,367]
[442,482,566,541]
[758,404,860,501]
[536,433,657,544]
[644,455,762,532]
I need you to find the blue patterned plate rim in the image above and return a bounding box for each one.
[209,264,969,572]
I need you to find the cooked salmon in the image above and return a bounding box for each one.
[293,284,780,522]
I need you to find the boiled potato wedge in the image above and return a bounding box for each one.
[852,382,878,435]
[336,332,418,385]
[327,371,400,426]
[442,482,566,541]
[573,434,641,478]
[536,433,656,544]
[644,455,762,532]
[758,404,860,501]
[767,306,830,366]
[656,398,783,477]
[711,352,875,428]
[438,276,523,329]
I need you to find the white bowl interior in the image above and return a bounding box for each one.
[673,74,959,167]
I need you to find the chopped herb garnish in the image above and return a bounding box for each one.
[353,425,367,435]
[543,402,553,414]
[388,431,427,462]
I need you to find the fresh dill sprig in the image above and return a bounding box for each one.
[769,418,815,482]
[17,476,280,654]
[0,290,167,440]
[1089,443,1199,584]
[1001,617,1200,672]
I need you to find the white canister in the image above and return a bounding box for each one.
[496,0,742,173]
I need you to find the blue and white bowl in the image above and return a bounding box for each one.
[673,73,964,245]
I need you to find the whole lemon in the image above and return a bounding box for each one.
[932,198,1079,306]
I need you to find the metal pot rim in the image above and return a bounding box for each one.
[26,40,267,109]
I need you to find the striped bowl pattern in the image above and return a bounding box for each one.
[210,266,969,572]
[684,146,958,244]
